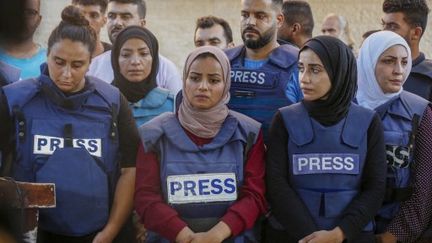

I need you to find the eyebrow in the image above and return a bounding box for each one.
[382,55,408,59]
[54,56,86,63]
[208,37,222,42]
[108,10,133,16]
[121,46,149,51]
[299,62,323,67]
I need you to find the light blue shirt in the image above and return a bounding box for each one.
[0,46,47,80]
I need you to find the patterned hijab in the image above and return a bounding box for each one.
[178,46,231,138]
[356,30,411,110]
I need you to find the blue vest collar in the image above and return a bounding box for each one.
[162,114,240,152]
[377,91,429,122]
[134,87,170,108]
[226,44,298,69]
[39,74,95,110]
[0,61,20,84]
[283,103,368,148]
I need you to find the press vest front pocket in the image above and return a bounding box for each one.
[36,148,109,236]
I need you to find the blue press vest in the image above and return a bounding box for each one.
[139,111,260,243]
[131,87,174,126]
[225,44,299,142]
[3,75,121,236]
[280,103,375,231]
[374,91,429,227]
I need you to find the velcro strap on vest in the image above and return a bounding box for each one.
[384,187,413,202]
[109,104,118,140]
[12,105,26,141]
[63,124,73,147]
[243,132,256,163]
[408,114,420,152]
[234,90,256,98]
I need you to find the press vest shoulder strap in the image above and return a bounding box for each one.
[2,78,40,114]
[225,45,244,61]
[280,103,375,147]
[342,103,375,148]
[139,112,175,152]
[279,103,313,146]
[399,91,429,118]
[411,59,432,79]
[228,110,261,144]
[87,76,121,111]
[268,44,298,69]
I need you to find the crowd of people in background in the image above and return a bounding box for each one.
[1,0,432,243]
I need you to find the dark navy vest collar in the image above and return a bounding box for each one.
[376,91,429,121]
[225,44,298,69]
[285,103,368,148]
[39,66,95,110]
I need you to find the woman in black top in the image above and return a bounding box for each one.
[0,6,139,243]
[265,36,387,243]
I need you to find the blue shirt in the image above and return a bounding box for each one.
[0,46,47,80]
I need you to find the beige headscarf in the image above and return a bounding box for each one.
[178,46,231,138]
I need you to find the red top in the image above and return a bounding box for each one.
[134,129,267,241]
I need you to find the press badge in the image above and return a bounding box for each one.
[167,173,237,204]
[292,153,360,175]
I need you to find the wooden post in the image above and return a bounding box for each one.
[0,177,55,243]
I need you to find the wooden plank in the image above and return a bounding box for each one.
[0,178,55,208]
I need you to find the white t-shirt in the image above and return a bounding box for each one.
[87,50,182,94]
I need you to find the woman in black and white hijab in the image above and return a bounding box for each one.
[357,30,432,243]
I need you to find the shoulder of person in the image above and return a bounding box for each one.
[224,45,244,61]
[229,110,261,142]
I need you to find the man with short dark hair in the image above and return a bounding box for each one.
[194,15,234,49]
[88,0,182,94]
[226,0,301,142]
[0,0,45,80]
[382,0,432,101]
[72,0,111,57]
[277,0,314,48]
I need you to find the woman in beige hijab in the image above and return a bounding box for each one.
[134,46,267,243]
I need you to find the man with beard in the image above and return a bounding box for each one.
[0,0,45,80]
[382,0,432,101]
[87,0,182,94]
[225,0,301,142]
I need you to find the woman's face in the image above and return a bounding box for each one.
[119,38,153,82]
[375,44,409,94]
[185,56,225,110]
[298,48,332,101]
[47,39,91,93]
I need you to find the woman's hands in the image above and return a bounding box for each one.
[299,227,345,243]
[176,221,232,243]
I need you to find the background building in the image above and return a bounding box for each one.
[37,0,432,71]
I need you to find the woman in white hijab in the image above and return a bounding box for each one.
[357,30,432,243]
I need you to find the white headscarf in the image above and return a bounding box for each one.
[356,30,412,110]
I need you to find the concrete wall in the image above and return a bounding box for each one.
[36,0,432,73]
